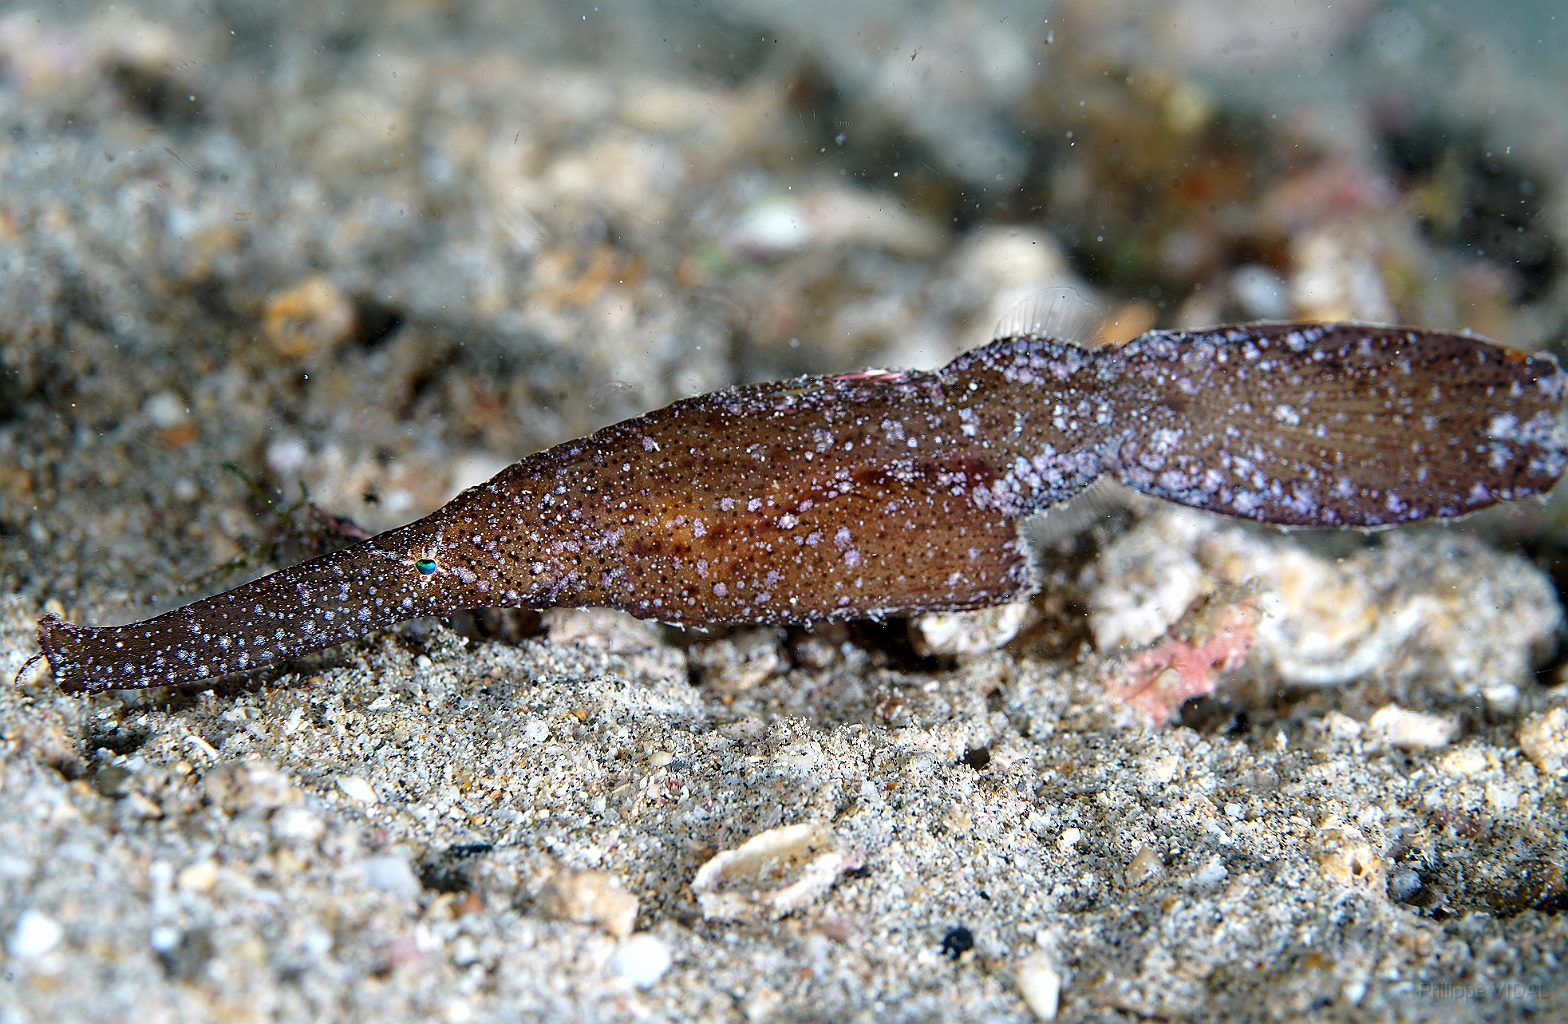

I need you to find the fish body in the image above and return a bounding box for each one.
[32,323,1568,693]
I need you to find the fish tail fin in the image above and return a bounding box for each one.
[1105,323,1566,527]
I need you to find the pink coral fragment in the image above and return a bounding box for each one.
[1108,604,1257,723]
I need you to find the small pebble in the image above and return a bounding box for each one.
[612,934,671,988]
[540,870,639,938]
[263,275,355,359]
[1438,747,1491,777]
[359,855,421,897]
[1231,264,1290,319]
[176,861,219,893]
[148,926,180,953]
[93,766,132,798]
[122,792,163,820]
[7,911,63,958]
[141,392,190,428]
[272,807,325,844]
[1315,825,1383,893]
[1518,708,1568,776]
[1387,867,1423,902]
[939,926,974,959]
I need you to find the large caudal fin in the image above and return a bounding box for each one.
[1104,322,1567,527]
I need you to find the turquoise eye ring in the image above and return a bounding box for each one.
[414,558,438,576]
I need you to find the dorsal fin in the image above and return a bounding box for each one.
[991,286,1104,349]
[1021,477,1143,551]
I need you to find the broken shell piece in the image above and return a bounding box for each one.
[1438,746,1493,777]
[725,185,946,259]
[909,600,1039,658]
[1124,844,1164,887]
[1083,510,1211,650]
[690,823,856,922]
[1015,949,1063,1021]
[263,274,355,360]
[1367,704,1460,750]
[539,869,639,938]
[1315,823,1385,894]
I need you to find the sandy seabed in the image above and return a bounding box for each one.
[4,2,1568,1021]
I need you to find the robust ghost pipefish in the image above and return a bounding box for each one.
[26,321,1568,694]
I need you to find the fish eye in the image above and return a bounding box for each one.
[414,558,438,575]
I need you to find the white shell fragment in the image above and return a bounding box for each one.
[1082,510,1210,650]
[1015,949,1063,1021]
[909,600,1039,658]
[336,775,379,804]
[726,184,945,259]
[690,823,855,922]
[1367,704,1460,750]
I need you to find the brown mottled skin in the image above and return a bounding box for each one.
[31,323,1568,693]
